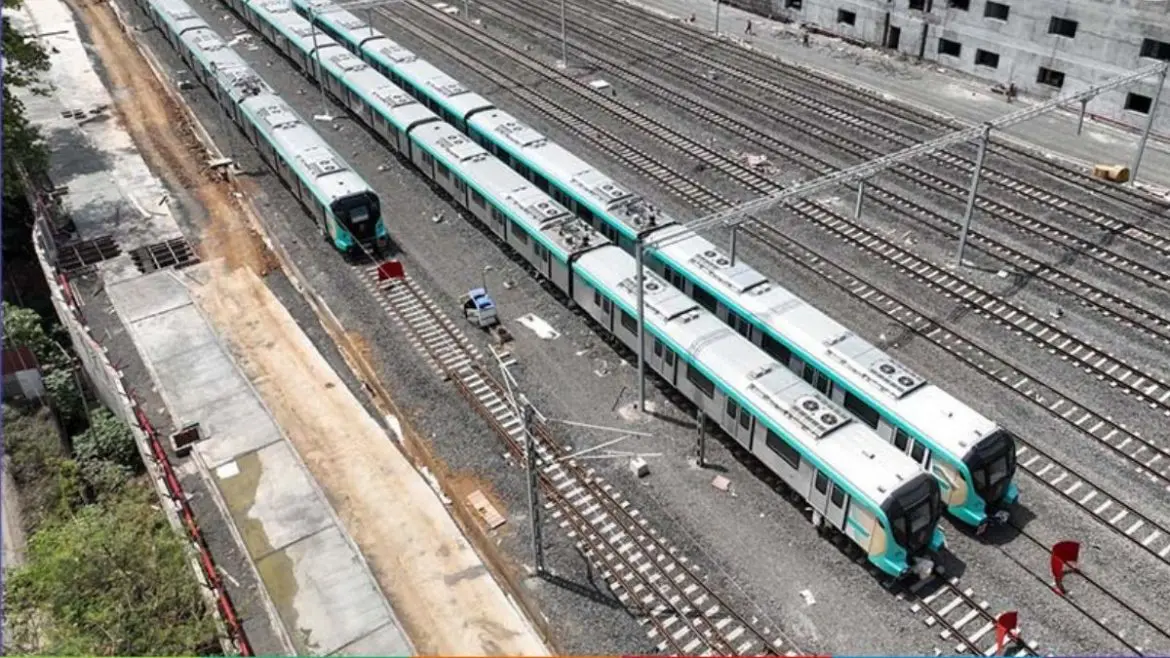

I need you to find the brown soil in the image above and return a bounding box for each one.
[190,263,550,656]
[71,0,275,275]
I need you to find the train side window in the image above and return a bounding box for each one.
[692,286,717,313]
[491,208,505,224]
[894,428,910,452]
[470,190,486,207]
[620,310,637,333]
[843,392,880,428]
[437,163,450,179]
[911,441,927,463]
[602,299,612,314]
[765,429,801,469]
[514,226,528,244]
[830,486,845,507]
[815,470,829,494]
[739,408,751,430]
[726,398,738,419]
[580,205,595,222]
[594,289,602,307]
[800,362,815,384]
[664,349,674,366]
[653,339,663,357]
[761,334,791,364]
[687,364,715,398]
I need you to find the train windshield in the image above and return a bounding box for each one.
[964,430,1017,504]
[332,193,380,241]
[883,475,941,554]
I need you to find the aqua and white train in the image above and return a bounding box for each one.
[135,0,387,255]
[285,0,1019,532]
[186,0,951,577]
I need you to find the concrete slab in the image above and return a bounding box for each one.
[191,393,284,468]
[212,441,334,559]
[257,526,399,656]
[132,305,219,361]
[332,621,414,657]
[152,345,249,415]
[106,270,193,323]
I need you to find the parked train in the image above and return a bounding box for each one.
[196,0,948,578]
[287,0,1019,531]
[135,0,387,255]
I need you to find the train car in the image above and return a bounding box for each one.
[571,250,945,578]
[137,0,386,255]
[219,0,947,578]
[283,0,496,130]
[648,228,1020,531]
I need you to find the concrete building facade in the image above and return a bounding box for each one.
[760,0,1170,132]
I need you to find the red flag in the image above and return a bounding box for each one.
[1050,540,1081,594]
[995,610,1019,655]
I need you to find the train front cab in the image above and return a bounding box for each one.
[963,430,1020,530]
[879,473,945,578]
[330,192,386,254]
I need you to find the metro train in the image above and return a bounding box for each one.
[199,0,948,578]
[135,0,387,255]
[287,0,1019,531]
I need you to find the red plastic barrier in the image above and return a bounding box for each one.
[376,259,405,281]
[994,611,1019,656]
[1050,540,1081,595]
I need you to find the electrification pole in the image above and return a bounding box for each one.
[636,238,647,412]
[954,123,991,268]
[729,225,738,266]
[854,180,865,219]
[522,400,544,574]
[1131,63,1169,186]
[309,11,330,121]
[558,0,568,68]
[714,0,721,35]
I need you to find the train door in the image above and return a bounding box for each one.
[825,484,849,529]
[809,470,830,515]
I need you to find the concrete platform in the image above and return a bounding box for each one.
[107,268,412,657]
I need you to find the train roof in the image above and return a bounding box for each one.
[468,110,675,237]
[319,50,438,129]
[382,55,494,119]
[410,122,605,259]
[574,247,925,505]
[291,0,385,46]
[182,28,274,103]
[249,0,344,56]
[656,230,1001,458]
[150,0,208,34]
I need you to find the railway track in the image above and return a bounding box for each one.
[477,0,1170,353]
[584,0,1170,227]
[491,0,1170,280]
[437,0,1170,433]
[396,0,1170,511]
[903,577,1041,656]
[359,263,787,656]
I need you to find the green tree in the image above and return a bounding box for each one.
[43,367,85,431]
[73,408,140,473]
[3,404,86,530]
[2,0,51,197]
[3,302,68,370]
[4,493,219,655]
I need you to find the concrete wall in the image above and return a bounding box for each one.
[771,0,1170,132]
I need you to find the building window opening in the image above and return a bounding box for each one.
[908,0,926,10]
[938,38,962,57]
[1037,67,1065,89]
[785,0,802,8]
[1141,38,1170,62]
[974,48,1000,68]
[1048,16,1077,38]
[837,9,856,25]
[1126,92,1153,114]
[948,0,969,9]
[983,1,1009,20]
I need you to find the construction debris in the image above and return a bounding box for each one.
[467,490,506,529]
[629,456,650,478]
[711,475,731,492]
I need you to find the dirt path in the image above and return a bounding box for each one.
[189,262,550,656]
[71,0,274,274]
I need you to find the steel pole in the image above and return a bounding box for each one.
[1076,99,1087,136]
[522,402,543,574]
[729,225,738,266]
[636,239,647,412]
[464,0,469,21]
[714,0,721,35]
[559,0,567,68]
[954,124,991,268]
[854,180,865,219]
[1131,63,1169,186]
[695,409,706,467]
[310,13,327,118]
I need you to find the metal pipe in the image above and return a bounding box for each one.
[854,180,865,219]
[522,402,543,574]
[955,124,991,268]
[636,239,646,412]
[1076,99,1087,136]
[696,409,706,467]
[1131,63,1169,186]
[729,225,738,265]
